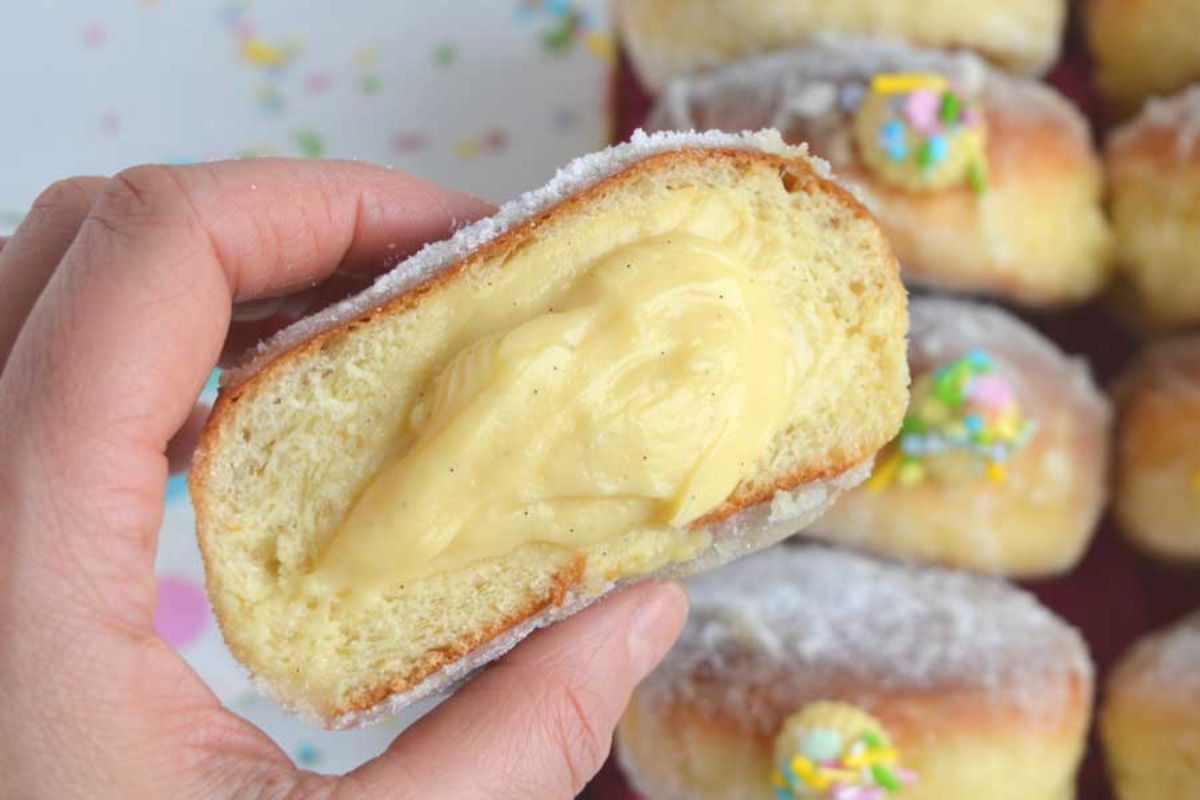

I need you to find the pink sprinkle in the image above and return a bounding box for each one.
[896,769,919,785]
[904,89,942,134]
[967,375,1013,409]
[82,23,106,48]
[305,71,331,93]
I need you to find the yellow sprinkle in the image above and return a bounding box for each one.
[897,460,925,486]
[771,770,789,789]
[986,462,1007,483]
[241,38,289,67]
[355,44,379,67]
[872,73,948,94]
[867,450,903,492]
[1192,470,1200,493]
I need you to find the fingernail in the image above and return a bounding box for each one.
[627,581,688,680]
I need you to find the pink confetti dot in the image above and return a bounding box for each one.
[99,112,120,136]
[391,131,427,153]
[904,89,941,134]
[82,23,106,48]
[305,71,331,94]
[154,576,211,649]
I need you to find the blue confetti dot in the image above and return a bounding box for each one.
[879,120,908,161]
[926,133,949,165]
[296,742,321,766]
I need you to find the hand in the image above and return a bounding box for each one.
[0,161,688,800]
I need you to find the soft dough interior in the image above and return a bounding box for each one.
[198,154,907,718]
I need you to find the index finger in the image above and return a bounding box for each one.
[0,159,492,628]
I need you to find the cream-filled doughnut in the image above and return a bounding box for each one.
[1106,86,1200,332]
[617,545,1094,800]
[1114,336,1200,562]
[615,0,1067,90]
[1086,0,1200,118]
[1102,612,1200,800]
[190,131,910,727]
[648,37,1113,307]
[805,298,1111,578]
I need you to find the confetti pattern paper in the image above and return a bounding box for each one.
[0,0,611,776]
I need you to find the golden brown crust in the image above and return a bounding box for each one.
[191,144,901,724]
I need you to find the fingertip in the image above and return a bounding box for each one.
[626,581,689,680]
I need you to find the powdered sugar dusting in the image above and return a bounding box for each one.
[639,545,1092,734]
[1110,84,1200,160]
[1139,612,1200,690]
[224,129,831,389]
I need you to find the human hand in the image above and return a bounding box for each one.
[0,160,688,800]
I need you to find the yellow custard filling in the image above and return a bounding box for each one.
[309,217,799,592]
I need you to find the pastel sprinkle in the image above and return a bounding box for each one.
[903,89,941,133]
[871,73,947,95]
[873,351,1035,490]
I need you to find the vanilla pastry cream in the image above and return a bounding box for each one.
[310,196,800,591]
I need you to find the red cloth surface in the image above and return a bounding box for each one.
[591,6,1200,799]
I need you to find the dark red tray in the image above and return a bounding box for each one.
[588,5,1200,799]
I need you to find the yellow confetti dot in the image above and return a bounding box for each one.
[241,38,289,67]
[898,460,925,486]
[584,31,615,63]
[871,72,948,95]
[355,44,379,67]
[986,462,1007,483]
[454,138,481,160]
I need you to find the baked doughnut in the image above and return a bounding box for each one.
[1086,0,1200,118]
[617,545,1095,800]
[1114,336,1200,562]
[190,130,910,727]
[1106,87,1200,332]
[1101,612,1200,800]
[615,0,1067,90]
[805,298,1111,578]
[648,37,1113,307]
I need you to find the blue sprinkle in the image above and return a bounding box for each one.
[964,415,984,433]
[775,788,793,800]
[966,348,993,368]
[879,120,908,161]
[926,134,949,165]
[900,434,924,456]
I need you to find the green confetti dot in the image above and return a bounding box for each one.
[359,73,383,94]
[296,129,325,159]
[541,20,575,54]
[434,42,457,66]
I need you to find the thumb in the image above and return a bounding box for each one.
[346,580,688,800]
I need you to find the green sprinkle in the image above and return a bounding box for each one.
[862,731,886,750]
[871,763,902,792]
[940,92,961,124]
[295,129,325,159]
[968,160,988,195]
[917,140,937,171]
